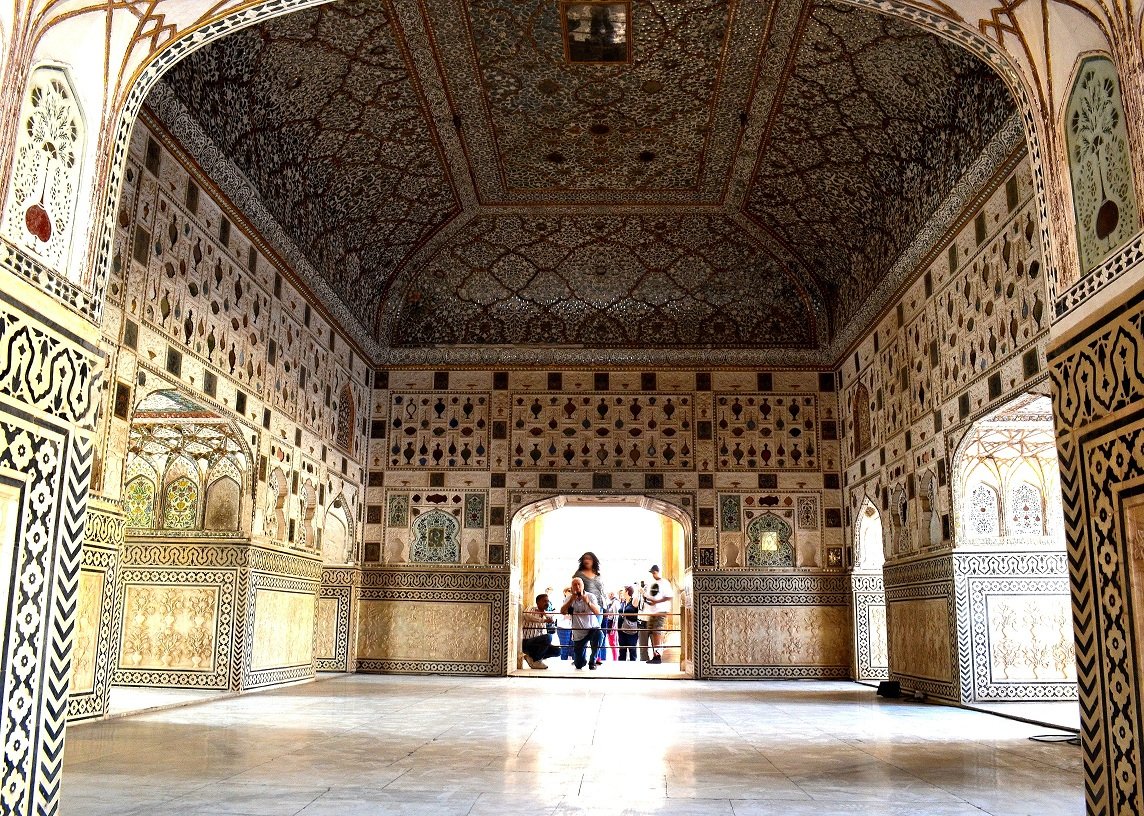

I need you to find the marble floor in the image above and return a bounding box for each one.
[62,675,1084,816]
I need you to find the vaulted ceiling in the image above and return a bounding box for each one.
[156,0,1016,361]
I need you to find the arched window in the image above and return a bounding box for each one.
[1008,482,1044,536]
[969,483,1001,537]
[162,476,199,529]
[124,476,156,529]
[745,512,793,568]
[852,383,872,456]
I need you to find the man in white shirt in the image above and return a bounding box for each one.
[521,592,561,669]
[642,564,674,664]
[561,577,603,670]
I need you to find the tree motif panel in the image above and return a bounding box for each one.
[1008,483,1044,536]
[163,476,199,530]
[1,66,84,274]
[510,393,694,470]
[715,394,818,471]
[1065,57,1139,273]
[388,393,489,470]
[969,484,1000,536]
[124,477,155,529]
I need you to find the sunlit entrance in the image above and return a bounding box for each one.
[509,496,692,678]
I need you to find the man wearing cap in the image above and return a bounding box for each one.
[643,564,674,664]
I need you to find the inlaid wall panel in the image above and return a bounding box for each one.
[957,552,1075,701]
[693,574,851,679]
[250,589,315,671]
[113,539,321,690]
[851,573,889,681]
[67,500,125,721]
[316,566,359,672]
[355,570,507,675]
[888,597,954,683]
[0,267,101,816]
[883,555,959,699]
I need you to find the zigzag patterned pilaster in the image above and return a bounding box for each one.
[34,436,92,816]
[1048,279,1144,816]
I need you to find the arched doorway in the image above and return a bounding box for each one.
[508,495,694,678]
[949,392,1075,703]
[851,496,889,681]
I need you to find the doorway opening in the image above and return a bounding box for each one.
[950,392,1076,708]
[509,496,693,678]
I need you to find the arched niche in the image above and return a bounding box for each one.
[124,388,253,536]
[951,393,1063,548]
[855,496,885,571]
[203,476,241,532]
[321,496,353,564]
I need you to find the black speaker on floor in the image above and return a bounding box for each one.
[876,681,902,698]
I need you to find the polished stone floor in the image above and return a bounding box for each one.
[62,676,1083,816]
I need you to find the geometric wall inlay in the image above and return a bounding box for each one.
[797,496,819,530]
[510,393,694,470]
[715,394,818,471]
[392,214,821,349]
[388,393,489,470]
[410,508,461,564]
[746,512,794,568]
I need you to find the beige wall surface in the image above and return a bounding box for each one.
[251,589,316,671]
[358,600,492,664]
[119,584,220,672]
[712,604,849,667]
[70,570,106,695]
[888,598,953,682]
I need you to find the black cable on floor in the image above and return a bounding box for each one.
[1029,733,1081,746]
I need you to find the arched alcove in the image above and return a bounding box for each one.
[949,393,1075,703]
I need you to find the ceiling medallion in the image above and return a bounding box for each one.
[561,0,632,64]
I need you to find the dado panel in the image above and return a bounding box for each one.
[250,588,316,671]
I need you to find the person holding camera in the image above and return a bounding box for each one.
[561,577,603,670]
[573,551,606,666]
[521,592,561,669]
[643,564,674,665]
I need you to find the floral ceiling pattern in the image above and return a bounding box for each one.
[159,1,460,329]
[155,0,1015,354]
[395,213,819,347]
[743,2,1015,320]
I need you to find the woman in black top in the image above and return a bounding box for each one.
[617,586,640,661]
